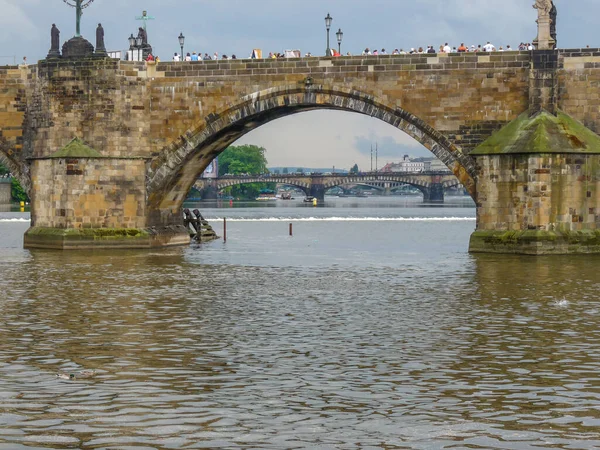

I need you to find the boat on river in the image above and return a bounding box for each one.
[256,194,277,201]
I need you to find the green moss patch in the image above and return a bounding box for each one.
[25,226,149,240]
[471,110,600,155]
[469,229,600,255]
[49,138,103,158]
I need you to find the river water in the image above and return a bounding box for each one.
[1,197,599,449]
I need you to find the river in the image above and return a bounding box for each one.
[0,196,599,449]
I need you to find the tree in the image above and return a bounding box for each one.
[282,167,288,174]
[218,145,269,176]
[0,161,29,203]
[217,145,274,199]
[350,163,359,174]
[11,178,28,203]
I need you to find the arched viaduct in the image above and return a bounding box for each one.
[1,44,600,254]
[195,172,461,203]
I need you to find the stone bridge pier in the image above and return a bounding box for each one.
[422,183,445,203]
[199,180,218,201]
[309,179,326,202]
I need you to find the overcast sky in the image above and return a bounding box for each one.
[0,0,593,169]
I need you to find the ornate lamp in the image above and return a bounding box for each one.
[178,32,185,60]
[324,13,333,56]
[128,33,136,50]
[336,28,343,55]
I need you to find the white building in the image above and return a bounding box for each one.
[380,156,450,173]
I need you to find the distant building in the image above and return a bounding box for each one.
[380,156,450,173]
[380,155,425,173]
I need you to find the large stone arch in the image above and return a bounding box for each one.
[146,85,477,226]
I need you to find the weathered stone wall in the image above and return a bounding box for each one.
[558,48,600,134]
[144,52,531,157]
[0,181,10,204]
[29,157,147,229]
[0,66,30,190]
[20,54,531,173]
[471,153,600,254]
[1,53,530,227]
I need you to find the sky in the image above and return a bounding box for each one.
[0,0,594,170]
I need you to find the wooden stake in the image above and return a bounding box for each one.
[223,217,227,243]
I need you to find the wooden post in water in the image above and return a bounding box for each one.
[289,223,293,236]
[223,218,227,243]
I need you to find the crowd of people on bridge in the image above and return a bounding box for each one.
[360,41,536,56]
[173,51,238,61]
[169,42,596,63]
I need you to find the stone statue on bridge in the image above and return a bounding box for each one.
[47,24,61,59]
[533,0,552,15]
[94,23,108,57]
[137,27,148,46]
[533,0,556,50]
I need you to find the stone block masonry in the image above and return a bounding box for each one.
[0,180,10,204]
[0,49,598,252]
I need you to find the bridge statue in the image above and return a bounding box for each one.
[533,0,555,49]
[47,24,61,59]
[94,23,107,57]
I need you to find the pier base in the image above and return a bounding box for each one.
[469,111,600,255]
[469,230,600,255]
[24,226,190,250]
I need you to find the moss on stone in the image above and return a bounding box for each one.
[49,138,103,158]
[469,229,600,254]
[26,226,149,240]
[471,110,600,155]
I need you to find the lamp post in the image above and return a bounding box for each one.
[128,33,136,60]
[178,32,185,61]
[336,28,343,55]
[324,13,333,57]
[135,36,143,61]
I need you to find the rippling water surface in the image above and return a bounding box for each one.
[1,198,599,449]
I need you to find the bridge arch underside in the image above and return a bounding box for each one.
[147,87,476,226]
[333,182,430,196]
[217,179,310,196]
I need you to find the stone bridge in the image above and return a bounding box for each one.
[195,172,460,202]
[1,41,600,253]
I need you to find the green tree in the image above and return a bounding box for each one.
[217,145,274,199]
[282,167,288,174]
[350,163,359,174]
[0,161,29,203]
[11,178,28,203]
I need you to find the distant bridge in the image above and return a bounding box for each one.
[195,172,462,202]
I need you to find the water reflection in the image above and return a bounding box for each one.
[0,219,599,448]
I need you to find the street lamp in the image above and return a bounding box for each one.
[324,13,333,57]
[135,36,142,61]
[178,32,185,61]
[336,28,343,55]
[128,33,136,60]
